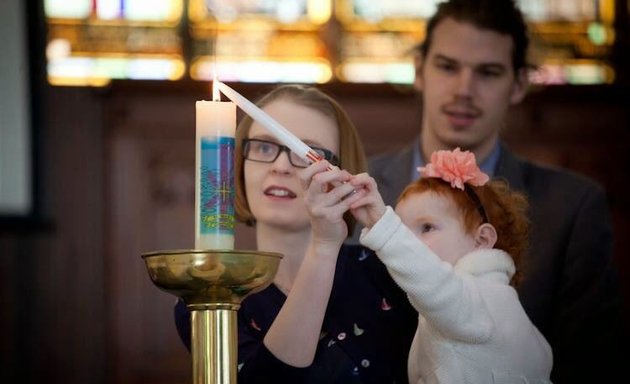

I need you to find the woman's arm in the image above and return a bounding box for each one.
[262,161,356,366]
[262,243,338,366]
[237,301,310,382]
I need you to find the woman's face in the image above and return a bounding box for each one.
[244,99,340,231]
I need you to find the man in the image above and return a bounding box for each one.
[366,0,624,382]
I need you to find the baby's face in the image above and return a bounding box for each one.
[395,191,477,265]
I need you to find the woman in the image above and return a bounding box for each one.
[175,85,416,383]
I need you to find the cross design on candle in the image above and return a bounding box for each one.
[203,169,234,208]
[215,182,232,202]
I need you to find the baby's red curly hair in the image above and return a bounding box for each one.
[398,178,529,286]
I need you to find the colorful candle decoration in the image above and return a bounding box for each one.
[195,81,236,250]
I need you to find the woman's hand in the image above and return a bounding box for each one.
[300,161,360,246]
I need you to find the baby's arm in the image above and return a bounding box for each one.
[361,207,494,344]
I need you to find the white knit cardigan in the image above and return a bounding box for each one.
[360,207,553,384]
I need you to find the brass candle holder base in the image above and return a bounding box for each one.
[142,249,282,384]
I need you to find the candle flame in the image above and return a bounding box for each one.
[212,74,220,102]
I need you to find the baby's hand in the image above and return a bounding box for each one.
[347,173,386,229]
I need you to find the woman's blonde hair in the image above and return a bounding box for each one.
[234,84,368,233]
[398,178,529,285]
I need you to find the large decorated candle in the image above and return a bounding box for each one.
[194,81,236,250]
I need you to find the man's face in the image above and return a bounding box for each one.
[416,17,527,158]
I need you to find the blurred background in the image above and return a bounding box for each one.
[1,1,628,383]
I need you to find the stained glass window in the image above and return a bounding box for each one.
[43,0,618,86]
[188,0,333,83]
[45,0,185,86]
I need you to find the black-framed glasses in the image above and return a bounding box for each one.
[242,138,339,168]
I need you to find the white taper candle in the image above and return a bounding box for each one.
[216,81,325,165]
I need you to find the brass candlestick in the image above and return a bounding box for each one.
[142,249,282,384]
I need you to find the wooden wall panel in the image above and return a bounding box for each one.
[0,87,106,384]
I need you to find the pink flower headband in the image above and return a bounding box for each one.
[418,148,490,223]
[417,147,489,190]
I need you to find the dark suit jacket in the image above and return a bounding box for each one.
[361,140,624,383]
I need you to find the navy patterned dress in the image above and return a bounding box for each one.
[174,244,417,383]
